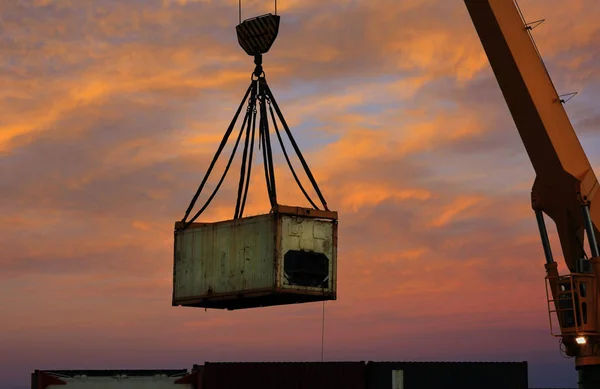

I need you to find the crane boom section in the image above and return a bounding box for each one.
[464,0,599,272]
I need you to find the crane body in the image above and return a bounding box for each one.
[464,0,600,386]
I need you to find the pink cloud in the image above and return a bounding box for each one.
[1,1,599,388]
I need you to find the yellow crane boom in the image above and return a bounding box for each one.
[463,0,600,386]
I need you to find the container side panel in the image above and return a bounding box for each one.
[173,214,276,303]
[174,229,195,299]
[366,362,528,389]
[202,362,366,389]
[199,224,215,295]
[216,225,232,294]
[243,216,275,291]
[218,217,275,292]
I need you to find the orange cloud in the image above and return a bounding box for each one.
[429,195,485,228]
[1,1,598,387]
[338,184,433,213]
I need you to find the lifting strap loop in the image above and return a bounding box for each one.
[267,96,319,210]
[260,79,278,208]
[181,82,253,224]
[238,97,258,218]
[264,83,330,211]
[183,96,253,228]
[179,60,329,229]
[234,85,258,219]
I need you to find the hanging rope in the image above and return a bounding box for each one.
[178,55,329,230]
[321,300,325,362]
[234,88,258,219]
[181,83,253,225]
[268,96,319,210]
[264,83,330,211]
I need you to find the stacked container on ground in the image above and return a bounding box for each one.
[31,361,531,389]
[31,369,192,389]
[196,361,366,389]
[366,361,529,389]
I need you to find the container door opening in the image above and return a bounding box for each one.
[284,250,329,288]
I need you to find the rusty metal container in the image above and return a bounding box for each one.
[172,205,338,310]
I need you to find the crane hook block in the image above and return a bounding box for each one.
[236,13,280,56]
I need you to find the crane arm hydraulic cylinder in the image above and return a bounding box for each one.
[463,0,599,273]
[464,0,600,380]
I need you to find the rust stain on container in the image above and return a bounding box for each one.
[172,205,338,310]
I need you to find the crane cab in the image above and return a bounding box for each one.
[547,274,597,334]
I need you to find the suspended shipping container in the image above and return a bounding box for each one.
[173,205,338,310]
[173,5,339,310]
[366,361,529,389]
[31,369,192,389]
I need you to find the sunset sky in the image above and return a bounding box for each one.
[2,0,600,388]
